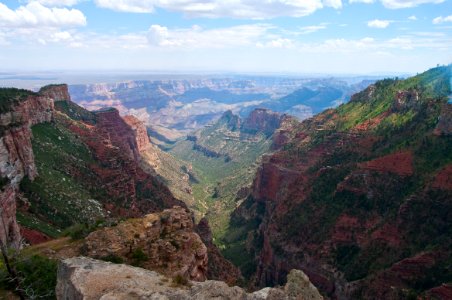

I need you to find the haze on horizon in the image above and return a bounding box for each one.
[0,0,451,75]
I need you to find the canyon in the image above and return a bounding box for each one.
[68,76,374,145]
[0,66,450,299]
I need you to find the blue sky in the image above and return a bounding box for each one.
[0,0,451,74]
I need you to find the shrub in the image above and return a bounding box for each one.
[100,254,124,264]
[172,274,189,286]
[131,248,148,266]
[13,255,57,299]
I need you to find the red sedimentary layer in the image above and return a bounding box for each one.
[432,164,452,191]
[425,284,452,300]
[20,226,51,245]
[362,151,414,176]
[354,111,390,131]
[60,107,183,217]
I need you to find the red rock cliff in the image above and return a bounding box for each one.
[0,91,54,248]
[123,115,151,153]
[241,109,283,136]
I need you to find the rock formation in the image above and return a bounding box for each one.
[123,115,151,153]
[241,108,283,137]
[82,206,208,281]
[39,84,71,102]
[196,218,243,285]
[56,257,323,300]
[0,88,54,248]
[53,101,183,218]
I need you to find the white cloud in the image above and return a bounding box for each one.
[94,0,342,19]
[367,19,392,28]
[349,0,375,3]
[350,0,444,8]
[0,2,86,28]
[299,24,328,34]
[433,15,452,24]
[408,15,417,20]
[146,24,271,48]
[323,0,343,9]
[380,0,444,8]
[256,38,295,48]
[27,0,82,6]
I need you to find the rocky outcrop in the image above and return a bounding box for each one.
[219,110,241,131]
[0,90,54,248]
[39,84,71,102]
[242,109,283,137]
[56,257,323,300]
[82,206,207,281]
[123,115,151,153]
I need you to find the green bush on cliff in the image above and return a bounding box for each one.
[0,88,37,113]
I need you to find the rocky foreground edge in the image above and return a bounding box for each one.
[56,257,323,300]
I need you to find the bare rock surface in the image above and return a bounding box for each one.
[56,257,323,300]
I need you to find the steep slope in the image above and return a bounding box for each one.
[125,114,195,206]
[168,109,297,241]
[0,88,54,247]
[229,66,452,298]
[16,85,184,241]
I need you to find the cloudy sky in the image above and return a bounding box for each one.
[0,0,451,74]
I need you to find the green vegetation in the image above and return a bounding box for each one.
[62,222,100,240]
[0,88,36,113]
[0,254,57,299]
[131,248,148,267]
[171,274,189,286]
[100,254,124,264]
[226,65,452,290]
[169,117,273,240]
[38,84,66,92]
[54,101,96,124]
[16,212,61,238]
[337,65,450,131]
[19,120,105,232]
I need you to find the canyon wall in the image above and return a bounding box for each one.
[0,90,54,248]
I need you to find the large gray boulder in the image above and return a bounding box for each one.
[56,257,323,300]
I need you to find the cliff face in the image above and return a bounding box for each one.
[39,84,71,102]
[50,101,183,219]
[242,108,283,137]
[0,90,54,248]
[230,66,452,298]
[123,115,151,153]
[196,218,243,285]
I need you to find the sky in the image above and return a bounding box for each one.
[0,0,451,74]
